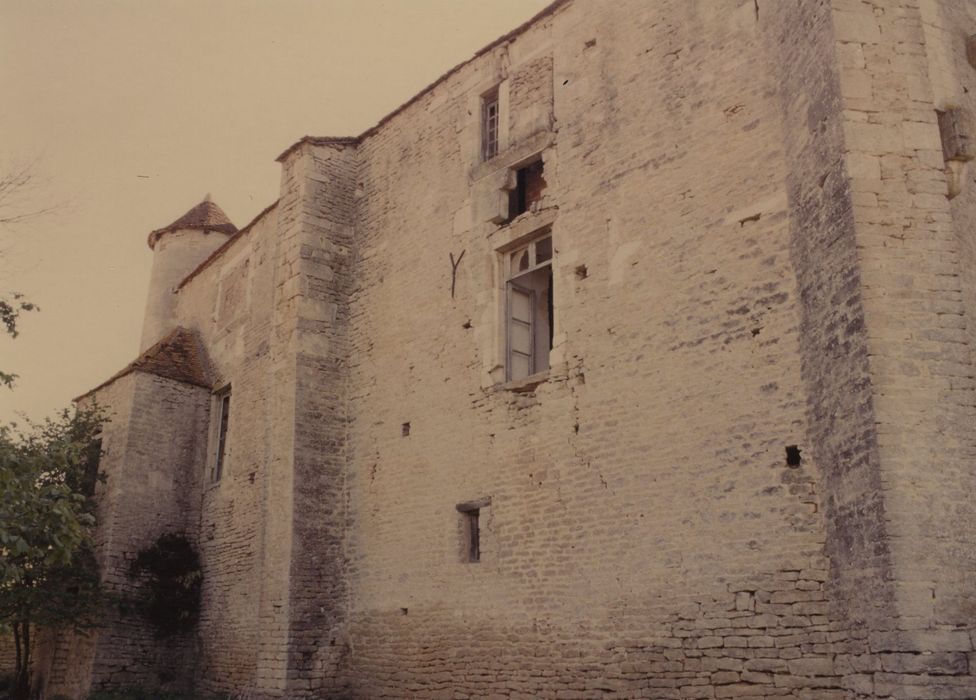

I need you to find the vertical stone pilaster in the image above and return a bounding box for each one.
[832,0,976,664]
[766,0,897,639]
[769,0,976,691]
[257,139,358,697]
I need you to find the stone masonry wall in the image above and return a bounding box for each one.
[0,632,15,682]
[827,0,976,695]
[340,1,856,696]
[273,140,358,698]
[42,371,210,699]
[50,1,976,697]
[173,204,282,696]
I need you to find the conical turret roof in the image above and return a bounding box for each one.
[147,194,238,248]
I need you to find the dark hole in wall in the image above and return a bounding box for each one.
[785,445,801,467]
[81,436,102,497]
[402,422,410,437]
[509,160,546,219]
[575,264,588,280]
[465,510,480,562]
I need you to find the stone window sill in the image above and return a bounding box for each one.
[498,371,550,393]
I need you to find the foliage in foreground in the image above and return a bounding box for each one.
[129,533,202,638]
[0,406,107,700]
[0,293,38,389]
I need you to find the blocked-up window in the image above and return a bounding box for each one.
[211,387,231,482]
[482,86,500,161]
[505,233,553,381]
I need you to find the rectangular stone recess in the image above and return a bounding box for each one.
[937,108,975,163]
[456,497,490,563]
[509,160,546,219]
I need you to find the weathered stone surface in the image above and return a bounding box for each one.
[35,0,976,698]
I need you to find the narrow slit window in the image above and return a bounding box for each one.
[505,233,554,381]
[212,388,231,482]
[81,436,102,497]
[456,497,490,563]
[465,509,480,562]
[482,87,499,161]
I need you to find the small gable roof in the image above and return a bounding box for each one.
[75,327,212,401]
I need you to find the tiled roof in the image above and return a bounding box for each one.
[75,327,212,401]
[177,200,279,291]
[147,195,238,249]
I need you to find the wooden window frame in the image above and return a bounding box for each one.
[482,86,500,162]
[456,497,491,563]
[504,232,553,382]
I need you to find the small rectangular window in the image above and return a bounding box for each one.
[505,233,553,381]
[482,87,499,161]
[465,510,480,562]
[212,388,231,482]
[456,497,490,563]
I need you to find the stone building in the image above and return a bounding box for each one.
[35,0,976,697]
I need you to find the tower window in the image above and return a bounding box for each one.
[212,387,231,482]
[505,233,553,381]
[482,86,500,161]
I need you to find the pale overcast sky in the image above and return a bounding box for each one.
[0,0,552,425]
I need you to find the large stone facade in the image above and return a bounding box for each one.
[40,1,976,697]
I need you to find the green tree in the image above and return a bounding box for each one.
[0,159,50,388]
[0,292,38,388]
[0,406,106,700]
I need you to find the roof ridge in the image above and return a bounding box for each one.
[275,0,570,163]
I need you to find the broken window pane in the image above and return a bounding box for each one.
[508,160,546,221]
[535,236,551,263]
[505,233,553,382]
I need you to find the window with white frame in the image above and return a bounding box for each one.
[482,86,500,161]
[505,232,553,381]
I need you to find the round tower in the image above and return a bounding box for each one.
[139,194,237,351]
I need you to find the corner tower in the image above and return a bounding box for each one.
[140,195,237,350]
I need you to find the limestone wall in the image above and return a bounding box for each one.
[140,229,233,352]
[824,0,976,694]
[0,632,14,682]
[340,1,850,696]
[50,0,976,696]
[172,204,282,696]
[40,371,210,698]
